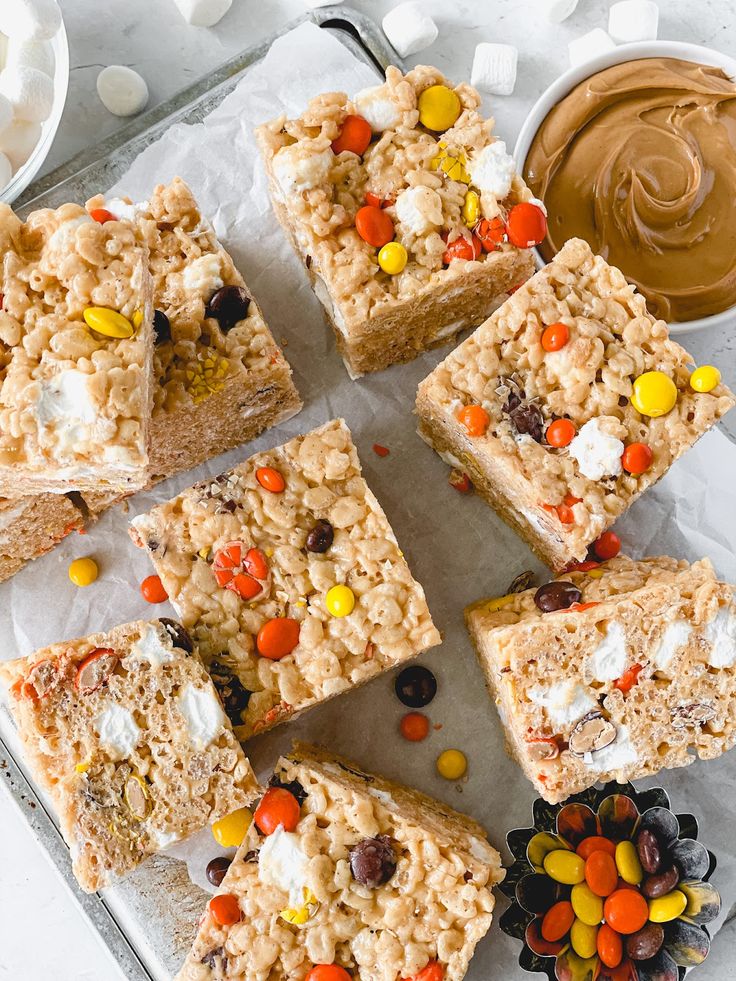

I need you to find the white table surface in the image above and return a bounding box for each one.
[1,1,735,978]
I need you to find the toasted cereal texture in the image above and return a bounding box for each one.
[129,419,441,739]
[0,493,84,582]
[0,202,154,495]
[466,555,736,804]
[175,743,503,981]
[256,65,536,377]
[0,619,258,892]
[417,238,735,570]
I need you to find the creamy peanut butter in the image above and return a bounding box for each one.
[524,58,736,322]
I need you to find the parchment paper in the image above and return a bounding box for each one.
[2,22,736,978]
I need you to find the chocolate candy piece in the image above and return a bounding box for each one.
[636,829,661,874]
[206,285,251,331]
[209,659,252,724]
[152,309,171,345]
[349,835,397,888]
[395,665,437,707]
[206,856,232,887]
[201,946,228,970]
[268,774,307,804]
[626,922,664,960]
[534,580,582,612]
[305,519,334,553]
[159,618,193,654]
[642,866,680,899]
[508,570,536,594]
[503,385,545,443]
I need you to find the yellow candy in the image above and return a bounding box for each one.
[571,882,604,926]
[418,85,462,132]
[481,594,515,612]
[68,557,98,587]
[83,306,134,338]
[280,888,319,925]
[631,371,678,417]
[185,350,230,403]
[75,760,91,774]
[615,840,643,884]
[326,584,355,617]
[131,309,144,330]
[648,889,687,922]
[462,190,481,226]
[378,241,408,275]
[690,365,721,393]
[430,142,470,183]
[211,807,252,847]
[570,918,598,959]
[436,749,467,780]
[543,849,585,885]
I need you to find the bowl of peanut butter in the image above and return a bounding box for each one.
[515,41,736,335]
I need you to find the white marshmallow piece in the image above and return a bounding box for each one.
[382,2,438,58]
[471,43,518,96]
[568,28,616,68]
[0,119,41,170]
[608,0,659,43]
[0,95,13,136]
[172,0,232,27]
[0,66,53,122]
[0,150,12,189]
[302,0,337,7]
[6,38,55,77]
[96,65,149,117]
[542,0,579,23]
[0,0,61,41]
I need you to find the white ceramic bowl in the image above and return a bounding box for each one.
[0,8,69,205]
[513,40,736,336]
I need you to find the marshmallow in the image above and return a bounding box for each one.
[172,0,232,27]
[353,85,402,132]
[542,0,579,22]
[0,66,53,122]
[0,0,61,41]
[382,2,438,58]
[568,28,616,68]
[471,43,518,96]
[6,38,55,77]
[608,0,659,43]
[96,65,149,117]
[0,95,12,136]
[0,119,41,170]
[0,150,12,188]
[302,0,337,6]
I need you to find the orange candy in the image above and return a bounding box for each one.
[541,322,569,352]
[306,968,352,981]
[256,466,285,493]
[506,202,547,248]
[89,207,117,224]
[254,786,301,835]
[140,574,168,603]
[621,442,653,475]
[546,418,576,448]
[373,443,390,457]
[592,531,621,560]
[585,850,618,897]
[256,617,300,660]
[209,893,241,926]
[213,542,268,600]
[577,836,617,860]
[457,404,490,437]
[400,712,430,742]
[476,216,506,252]
[597,922,623,969]
[443,234,482,263]
[614,663,643,694]
[331,114,372,156]
[599,959,636,981]
[449,471,473,493]
[410,964,444,981]
[541,900,575,942]
[603,889,649,934]
[355,205,394,248]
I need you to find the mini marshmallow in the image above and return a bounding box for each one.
[542,0,579,22]
[382,2,438,59]
[0,95,12,136]
[0,150,12,189]
[96,66,149,117]
[0,0,61,41]
[608,0,659,43]
[568,28,616,68]
[0,119,41,170]
[172,0,232,27]
[471,43,518,96]
[6,38,55,77]
[0,66,53,122]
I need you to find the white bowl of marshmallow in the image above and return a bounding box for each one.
[0,0,68,203]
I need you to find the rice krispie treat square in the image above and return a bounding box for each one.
[466,555,736,805]
[0,201,154,495]
[175,743,503,981]
[0,492,84,583]
[416,238,735,571]
[85,178,302,491]
[256,65,538,377]
[0,619,259,892]
[129,419,441,739]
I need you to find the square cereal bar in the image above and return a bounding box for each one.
[85,177,302,491]
[129,419,441,739]
[0,618,258,892]
[175,743,503,981]
[0,492,84,583]
[416,238,735,571]
[0,201,154,495]
[465,555,736,804]
[256,65,536,377]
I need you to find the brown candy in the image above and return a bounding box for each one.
[636,829,661,874]
[349,835,397,888]
[534,580,582,612]
[206,856,232,887]
[159,618,193,653]
[626,922,665,961]
[641,866,680,898]
[206,285,251,331]
[305,519,334,553]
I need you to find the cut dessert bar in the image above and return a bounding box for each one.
[0,493,84,583]
[0,619,258,892]
[465,555,736,804]
[85,177,302,491]
[175,743,503,981]
[129,419,441,739]
[417,238,735,570]
[0,201,154,495]
[256,65,537,377]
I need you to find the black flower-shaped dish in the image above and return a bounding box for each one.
[499,782,720,981]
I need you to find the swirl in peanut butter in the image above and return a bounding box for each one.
[524,58,736,322]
